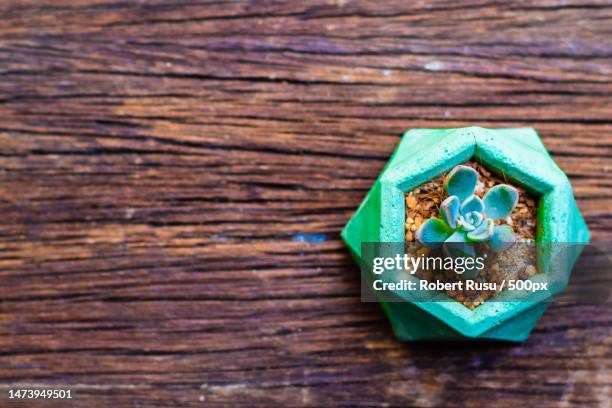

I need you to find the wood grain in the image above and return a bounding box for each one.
[0,0,610,406]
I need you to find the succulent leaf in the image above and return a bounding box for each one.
[483,184,519,220]
[490,225,517,252]
[458,215,475,231]
[440,196,460,229]
[460,195,484,216]
[458,211,484,231]
[416,218,453,249]
[443,231,475,256]
[443,232,479,279]
[443,231,479,279]
[466,211,484,227]
[467,218,494,242]
[444,165,477,203]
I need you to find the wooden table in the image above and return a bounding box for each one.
[0,1,610,406]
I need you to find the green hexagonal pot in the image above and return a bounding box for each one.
[341,127,590,342]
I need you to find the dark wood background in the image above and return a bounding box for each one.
[0,1,610,406]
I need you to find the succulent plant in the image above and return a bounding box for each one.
[416,165,519,263]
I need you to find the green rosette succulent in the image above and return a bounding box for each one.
[415,165,519,277]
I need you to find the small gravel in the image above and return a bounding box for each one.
[404,160,539,309]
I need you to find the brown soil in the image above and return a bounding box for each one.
[404,160,539,309]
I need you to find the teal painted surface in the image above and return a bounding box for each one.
[341,127,590,342]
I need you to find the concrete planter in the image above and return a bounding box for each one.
[341,127,590,341]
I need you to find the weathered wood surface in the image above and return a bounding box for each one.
[0,0,611,406]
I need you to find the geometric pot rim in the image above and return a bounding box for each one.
[341,126,590,338]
